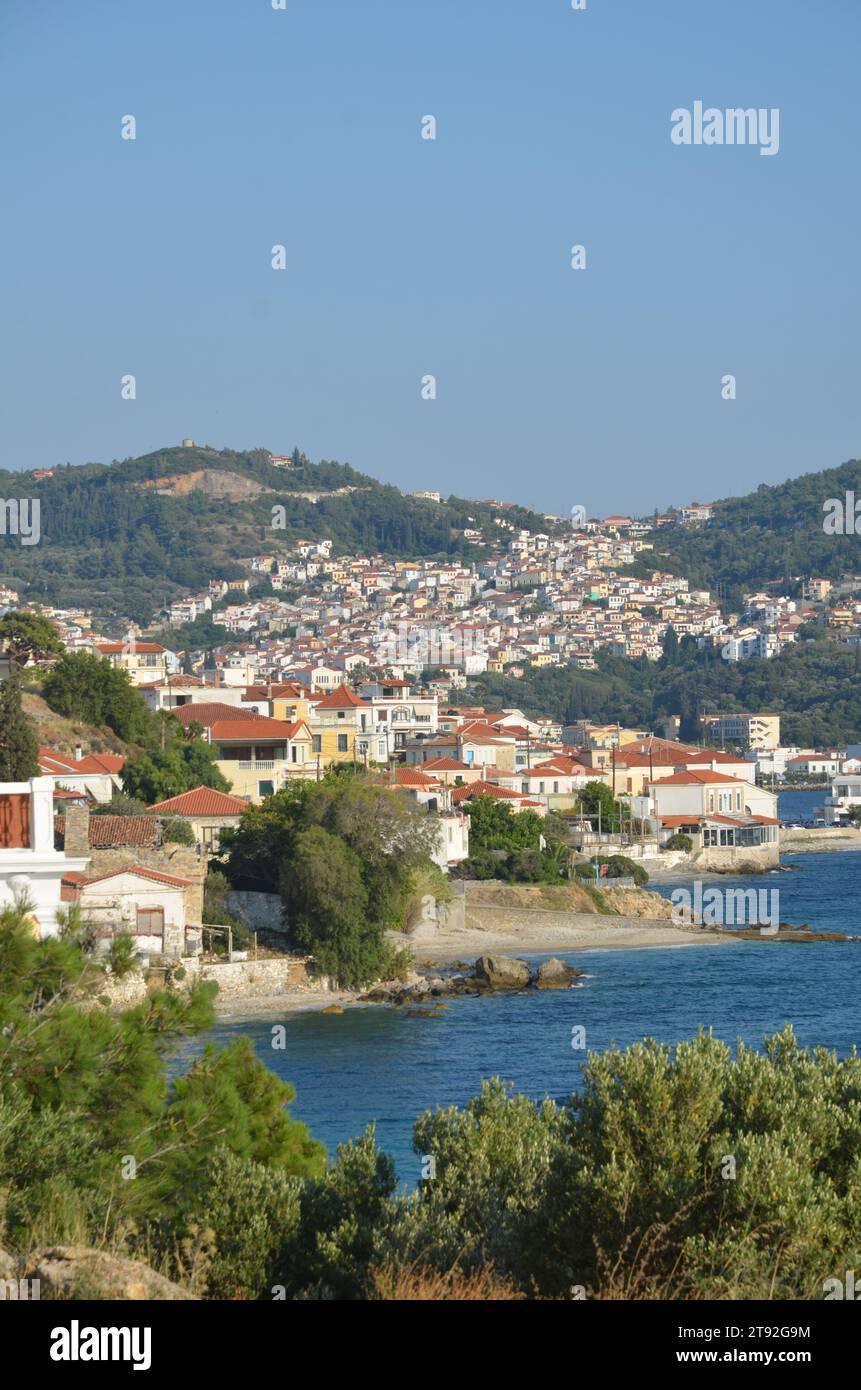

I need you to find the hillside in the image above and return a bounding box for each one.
[636,457,861,609]
[0,443,552,629]
[21,689,135,759]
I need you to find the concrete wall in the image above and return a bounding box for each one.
[691,844,780,873]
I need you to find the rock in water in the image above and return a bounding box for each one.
[535,958,583,989]
[472,955,531,990]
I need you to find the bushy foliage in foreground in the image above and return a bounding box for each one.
[3,895,858,1300]
[0,904,324,1258]
[166,1027,861,1301]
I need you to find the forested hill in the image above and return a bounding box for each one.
[0,444,550,627]
[639,457,861,610]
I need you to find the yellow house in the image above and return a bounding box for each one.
[308,684,364,766]
[94,641,173,687]
[209,717,314,801]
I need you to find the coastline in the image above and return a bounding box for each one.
[211,915,731,1022]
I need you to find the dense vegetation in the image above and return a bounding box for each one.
[0,672,39,780]
[218,773,441,987]
[2,908,857,1302]
[0,902,323,1269]
[637,456,861,610]
[39,648,230,800]
[0,444,551,627]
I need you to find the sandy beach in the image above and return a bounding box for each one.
[409,914,730,964]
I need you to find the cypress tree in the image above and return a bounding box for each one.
[0,671,40,780]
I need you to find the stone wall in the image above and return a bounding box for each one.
[85,844,205,923]
[92,954,332,1009]
[225,889,285,933]
[188,955,332,999]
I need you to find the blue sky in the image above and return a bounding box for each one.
[1,0,858,515]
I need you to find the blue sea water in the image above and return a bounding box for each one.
[177,808,861,1183]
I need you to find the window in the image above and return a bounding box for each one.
[258,780,274,797]
[291,746,297,763]
[338,734,348,753]
[337,710,345,720]
[312,735,322,753]
[136,907,164,936]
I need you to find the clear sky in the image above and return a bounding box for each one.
[1,0,858,516]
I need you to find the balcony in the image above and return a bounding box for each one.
[238,760,276,771]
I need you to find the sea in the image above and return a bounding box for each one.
[175,791,861,1184]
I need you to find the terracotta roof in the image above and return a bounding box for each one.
[96,641,166,654]
[76,865,193,890]
[392,768,440,788]
[86,815,160,848]
[243,682,307,700]
[452,781,529,803]
[420,757,473,772]
[40,747,125,775]
[210,718,311,742]
[313,683,365,710]
[650,769,747,786]
[148,786,249,816]
[174,703,264,728]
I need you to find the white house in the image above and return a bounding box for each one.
[0,777,90,937]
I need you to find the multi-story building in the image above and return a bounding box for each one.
[94,640,177,686]
[704,713,781,750]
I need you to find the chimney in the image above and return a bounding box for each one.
[63,802,91,858]
[74,744,83,762]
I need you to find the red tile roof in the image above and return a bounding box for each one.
[392,768,440,788]
[451,781,528,803]
[39,747,125,775]
[209,718,311,742]
[148,786,249,816]
[243,682,307,700]
[96,641,166,654]
[651,769,746,786]
[312,684,365,709]
[174,703,264,728]
[86,815,160,848]
[76,865,193,890]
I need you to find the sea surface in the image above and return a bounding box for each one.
[176,794,861,1184]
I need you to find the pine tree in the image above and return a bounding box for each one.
[0,671,40,780]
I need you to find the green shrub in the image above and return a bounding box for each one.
[161,816,195,846]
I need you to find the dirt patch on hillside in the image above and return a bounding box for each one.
[462,881,602,913]
[138,469,271,500]
[22,690,133,757]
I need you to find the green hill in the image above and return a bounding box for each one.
[638,457,861,610]
[0,444,551,629]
